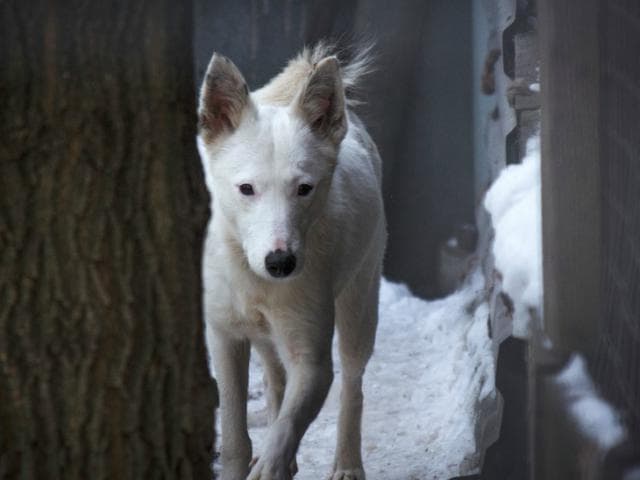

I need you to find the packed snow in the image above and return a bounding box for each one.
[484,135,543,337]
[216,271,497,479]
[554,354,627,450]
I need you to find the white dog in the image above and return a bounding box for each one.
[198,44,386,480]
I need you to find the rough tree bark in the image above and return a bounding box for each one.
[0,2,217,479]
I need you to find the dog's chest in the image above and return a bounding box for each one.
[228,283,275,339]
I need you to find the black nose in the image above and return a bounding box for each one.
[265,249,297,278]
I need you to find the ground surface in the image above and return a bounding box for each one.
[228,272,496,480]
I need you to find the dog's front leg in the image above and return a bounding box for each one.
[247,341,333,480]
[211,330,252,480]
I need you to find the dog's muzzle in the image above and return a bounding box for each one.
[265,249,297,278]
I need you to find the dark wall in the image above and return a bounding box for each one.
[194,0,474,298]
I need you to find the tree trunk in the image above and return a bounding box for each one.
[0,2,217,479]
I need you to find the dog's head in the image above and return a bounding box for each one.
[198,53,347,281]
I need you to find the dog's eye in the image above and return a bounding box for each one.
[239,184,254,196]
[297,184,314,196]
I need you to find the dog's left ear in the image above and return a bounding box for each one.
[296,56,347,145]
[198,53,252,142]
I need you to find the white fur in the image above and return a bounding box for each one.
[199,45,386,480]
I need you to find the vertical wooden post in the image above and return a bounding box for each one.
[536,1,602,478]
[539,0,601,355]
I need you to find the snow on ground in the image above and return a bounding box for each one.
[484,135,543,337]
[239,271,496,480]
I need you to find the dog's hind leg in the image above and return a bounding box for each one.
[210,329,252,480]
[332,262,381,480]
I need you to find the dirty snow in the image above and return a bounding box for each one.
[554,354,627,449]
[226,271,497,480]
[484,135,542,337]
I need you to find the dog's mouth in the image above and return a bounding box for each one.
[264,249,297,278]
[236,233,306,282]
[245,249,304,282]
[257,261,303,282]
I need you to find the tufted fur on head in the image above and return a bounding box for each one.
[198,43,373,146]
[252,42,374,108]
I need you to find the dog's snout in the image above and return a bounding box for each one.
[265,249,297,278]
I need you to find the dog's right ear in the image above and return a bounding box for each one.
[296,56,347,145]
[198,53,252,142]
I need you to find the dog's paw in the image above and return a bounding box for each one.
[246,456,294,480]
[216,456,251,480]
[330,468,366,480]
[247,457,298,480]
[218,465,250,480]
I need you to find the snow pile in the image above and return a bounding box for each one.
[484,135,542,337]
[554,355,627,449]
[241,271,496,479]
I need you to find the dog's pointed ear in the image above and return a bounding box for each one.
[198,53,252,142]
[296,56,347,145]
